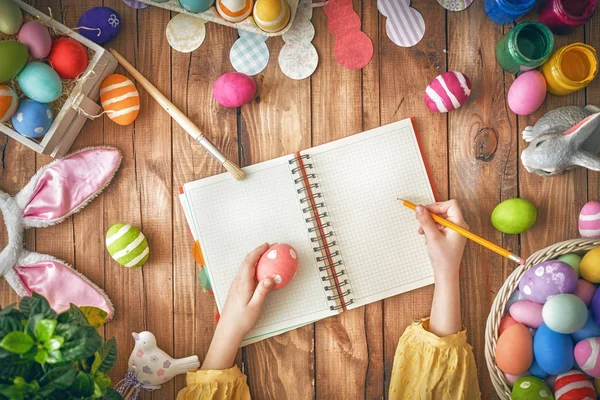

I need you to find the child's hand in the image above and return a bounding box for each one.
[415,200,468,275]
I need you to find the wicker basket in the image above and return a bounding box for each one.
[485,238,600,399]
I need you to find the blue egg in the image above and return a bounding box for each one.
[534,323,574,375]
[77,7,121,44]
[178,0,214,13]
[572,310,600,343]
[529,357,548,379]
[17,62,62,103]
[11,98,54,138]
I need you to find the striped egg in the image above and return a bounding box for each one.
[554,370,596,399]
[216,0,253,22]
[253,0,290,33]
[579,201,600,238]
[0,84,18,122]
[424,71,471,113]
[100,74,140,126]
[105,223,149,268]
[574,337,600,378]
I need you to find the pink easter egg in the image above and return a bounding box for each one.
[504,371,530,386]
[579,201,600,238]
[574,279,597,307]
[510,300,544,329]
[256,243,299,290]
[574,338,600,377]
[18,21,52,59]
[499,314,518,336]
[507,71,547,116]
[424,71,471,113]
[212,72,256,108]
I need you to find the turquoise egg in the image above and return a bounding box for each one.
[542,294,588,334]
[0,41,28,83]
[17,62,62,103]
[11,98,54,138]
[178,0,214,13]
[0,0,23,34]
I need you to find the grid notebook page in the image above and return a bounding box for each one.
[307,119,436,308]
[182,156,335,343]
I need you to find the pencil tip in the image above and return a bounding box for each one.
[519,259,526,265]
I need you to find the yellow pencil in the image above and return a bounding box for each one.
[399,199,526,265]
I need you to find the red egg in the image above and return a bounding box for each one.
[48,38,89,79]
[499,314,518,336]
[256,243,299,290]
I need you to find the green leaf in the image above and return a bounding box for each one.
[35,319,57,342]
[39,365,77,390]
[58,305,89,326]
[55,324,102,361]
[71,371,95,397]
[0,384,26,400]
[93,373,111,391]
[102,387,124,400]
[46,349,64,365]
[0,332,34,354]
[33,349,47,365]
[92,338,117,374]
[0,304,16,316]
[25,314,44,338]
[80,307,108,329]
[44,336,64,351]
[19,294,56,320]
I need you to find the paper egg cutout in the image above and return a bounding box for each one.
[507,71,547,116]
[0,41,28,83]
[571,311,600,343]
[581,247,600,283]
[100,74,140,126]
[11,99,54,139]
[499,314,518,336]
[213,72,256,108]
[511,376,552,400]
[574,279,596,307]
[534,324,574,375]
[424,71,471,113]
[0,85,18,123]
[519,260,578,304]
[77,7,121,44]
[179,0,214,13]
[0,0,22,35]
[166,14,207,53]
[48,38,89,79]
[216,0,253,23]
[496,323,533,375]
[575,337,600,377]
[554,370,596,400]
[253,0,291,33]
[256,243,299,290]
[17,62,62,103]
[510,301,543,329]
[541,294,587,334]
[579,201,600,238]
[18,21,52,59]
[106,223,149,268]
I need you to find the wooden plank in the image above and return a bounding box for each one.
[587,11,600,198]
[240,31,314,400]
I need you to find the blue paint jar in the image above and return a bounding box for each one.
[484,0,536,24]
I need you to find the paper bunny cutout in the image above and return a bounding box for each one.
[279,0,318,80]
[521,105,600,177]
[378,0,425,47]
[230,30,269,76]
[0,147,121,318]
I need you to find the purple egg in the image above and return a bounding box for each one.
[519,260,578,304]
[18,21,52,59]
[592,289,600,323]
[77,7,121,44]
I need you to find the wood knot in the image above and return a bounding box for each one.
[474,127,498,162]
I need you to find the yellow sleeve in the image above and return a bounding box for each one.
[176,365,251,400]
[388,318,481,400]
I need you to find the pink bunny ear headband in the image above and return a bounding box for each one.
[0,147,122,319]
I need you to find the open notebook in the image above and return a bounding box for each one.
[179,118,437,345]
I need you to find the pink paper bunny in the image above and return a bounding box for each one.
[0,147,121,318]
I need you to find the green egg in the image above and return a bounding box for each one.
[492,198,537,234]
[0,0,23,35]
[105,223,150,268]
[511,376,553,400]
[558,253,582,277]
[0,41,28,83]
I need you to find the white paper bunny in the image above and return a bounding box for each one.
[0,147,121,318]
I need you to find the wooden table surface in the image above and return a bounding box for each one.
[1,1,600,399]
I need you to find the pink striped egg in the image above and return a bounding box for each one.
[424,71,471,113]
[579,201,600,238]
[554,370,596,399]
[574,338,600,378]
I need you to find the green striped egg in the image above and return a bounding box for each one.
[105,223,149,268]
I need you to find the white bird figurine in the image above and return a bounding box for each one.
[128,331,200,389]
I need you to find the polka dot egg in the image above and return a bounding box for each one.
[100,74,140,126]
[424,71,471,113]
[256,243,299,290]
[0,84,18,122]
[574,337,600,378]
[511,376,553,399]
[554,370,596,399]
[11,99,53,138]
[105,223,149,268]
[579,201,600,238]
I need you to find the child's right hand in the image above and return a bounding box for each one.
[415,200,468,275]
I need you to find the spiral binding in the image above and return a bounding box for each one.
[289,153,354,311]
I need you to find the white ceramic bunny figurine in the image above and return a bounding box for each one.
[0,147,121,318]
[521,105,600,177]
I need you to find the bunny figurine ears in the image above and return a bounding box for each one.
[0,147,121,319]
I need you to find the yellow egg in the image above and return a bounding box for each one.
[253,0,290,33]
[580,247,600,283]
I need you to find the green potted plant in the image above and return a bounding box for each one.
[0,293,122,399]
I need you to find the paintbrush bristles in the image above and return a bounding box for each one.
[224,160,246,181]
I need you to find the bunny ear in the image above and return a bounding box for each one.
[7,252,114,318]
[15,147,122,228]
[563,112,600,141]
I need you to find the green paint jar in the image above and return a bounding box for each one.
[496,21,555,74]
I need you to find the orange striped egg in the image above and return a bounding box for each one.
[216,0,253,22]
[0,85,18,123]
[253,0,290,33]
[100,74,140,126]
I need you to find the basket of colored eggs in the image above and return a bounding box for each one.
[486,237,600,399]
[138,0,299,36]
[0,0,117,157]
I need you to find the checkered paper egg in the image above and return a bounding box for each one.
[424,71,471,113]
[0,85,18,122]
[100,74,140,126]
[554,370,596,399]
[106,223,149,268]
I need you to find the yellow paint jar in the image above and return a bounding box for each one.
[541,43,599,95]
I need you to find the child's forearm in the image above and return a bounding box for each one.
[429,269,462,337]
[201,324,244,370]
